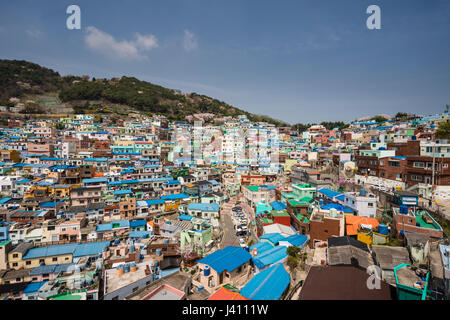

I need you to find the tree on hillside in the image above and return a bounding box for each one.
[394,112,409,121]
[435,122,450,139]
[372,116,388,123]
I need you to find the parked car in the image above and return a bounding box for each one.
[236,231,247,237]
[239,238,247,248]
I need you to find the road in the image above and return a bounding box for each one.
[220,199,240,248]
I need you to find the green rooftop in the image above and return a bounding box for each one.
[293,183,315,189]
[246,185,260,192]
[271,210,290,217]
[296,214,310,223]
[299,196,313,203]
[47,290,86,300]
[0,240,11,247]
[414,211,442,230]
[288,200,308,207]
[262,218,274,224]
[282,192,296,199]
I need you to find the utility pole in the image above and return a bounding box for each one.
[431,140,436,209]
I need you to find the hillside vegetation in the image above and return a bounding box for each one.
[0,59,287,126]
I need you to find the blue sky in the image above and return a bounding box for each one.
[1,0,449,124]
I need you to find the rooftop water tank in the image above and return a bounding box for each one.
[116,265,124,276]
[359,189,367,196]
[129,244,135,253]
[378,224,389,235]
[114,239,120,245]
[329,208,337,218]
[123,263,130,273]
[198,285,204,291]
[203,265,210,276]
[400,205,408,214]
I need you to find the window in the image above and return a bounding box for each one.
[411,175,422,181]
[112,296,119,300]
[368,203,374,207]
[12,253,18,258]
[52,257,58,262]
[413,162,425,168]
[132,286,139,292]
[26,261,31,265]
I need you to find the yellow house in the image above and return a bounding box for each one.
[163,195,191,212]
[50,184,79,198]
[21,253,73,270]
[25,185,49,198]
[357,232,373,246]
[9,243,73,270]
[8,242,34,270]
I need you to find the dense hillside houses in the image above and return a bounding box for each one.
[0,108,449,301]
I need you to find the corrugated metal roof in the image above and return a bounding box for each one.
[197,247,251,273]
[187,203,219,212]
[23,281,48,294]
[30,263,74,275]
[72,241,110,257]
[240,263,290,300]
[259,233,285,245]
[252,245,287,269]
[130,219,146,227]
[270,201,286,211]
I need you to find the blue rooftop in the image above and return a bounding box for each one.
[187,203,219,212]
[130,219,146,228]
[145,199,165,206]
[23,281,48,294]
[259,233,286,245]
[113,189,132,195]
[321,202,354,213]
[318,188,343,199]
[161,193,190,200]
[96,220,130,232]
[240,263,290,300]
[252,245,288,269]
[82,177,108,184]
[249,241,275,255]
[179,214,194,221]
[197,246,252,273]
[30,263,75,275]
[283,234,308,247]
[129,231,151,239]
[270,201,287,211]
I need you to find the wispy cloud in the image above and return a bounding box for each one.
[84,26,158,60]
[183,29,198,52]
[26,29,43,39]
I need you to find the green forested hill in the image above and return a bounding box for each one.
[0,59,287,126]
